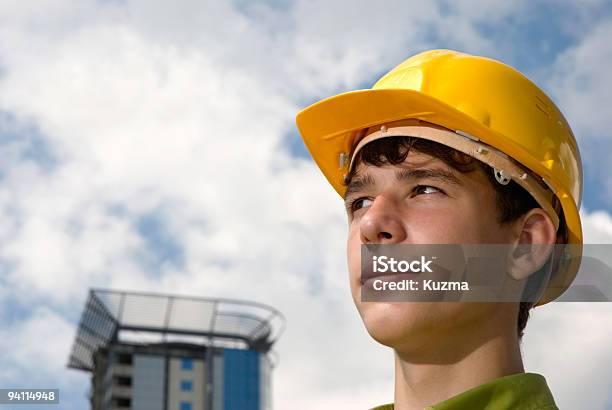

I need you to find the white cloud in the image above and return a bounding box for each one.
[522,210,612,409]
[0,306,88,400]
[523,303,612,410]
[0,1,611,409]
[548,21,612,141]
[0,3,390,407]
[582,209,612,242]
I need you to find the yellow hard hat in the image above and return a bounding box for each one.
[295,49,583,305]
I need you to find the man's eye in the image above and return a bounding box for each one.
[350,197,373,213]
[413,185,442,196]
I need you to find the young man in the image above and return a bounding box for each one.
[295,50,583,409]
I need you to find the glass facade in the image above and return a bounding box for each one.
[222,349,260,410]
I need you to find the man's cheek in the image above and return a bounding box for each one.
[348,256,360,280]
[346,239,359,265]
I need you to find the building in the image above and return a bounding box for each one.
[68,289,285,410]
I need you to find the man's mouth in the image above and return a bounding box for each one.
[359,259,453,288]
[360,271,422,287]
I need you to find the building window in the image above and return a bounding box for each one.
[115,398,131,407]
[116,353,132,365]
[115,376,132,386]
[180,401,192,410]
[180,380,193,392]
[180,358,193,370]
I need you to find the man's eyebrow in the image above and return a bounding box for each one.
[344,173,376,201]
[394,167,463,186]
[344,167,463,201]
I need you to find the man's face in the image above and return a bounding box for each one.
[345,147,519,354]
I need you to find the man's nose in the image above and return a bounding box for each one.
[359,196,407,244]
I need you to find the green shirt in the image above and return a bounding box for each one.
[371,373,558,410]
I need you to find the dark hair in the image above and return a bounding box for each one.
[346,136,566,338]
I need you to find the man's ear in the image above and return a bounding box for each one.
[507,208,557,281]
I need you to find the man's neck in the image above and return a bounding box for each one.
[392,323,524,410]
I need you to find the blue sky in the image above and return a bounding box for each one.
[1,1,612,409]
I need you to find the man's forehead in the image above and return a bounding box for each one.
[352,149,449,173]
[350,150,460,181]
[350,163,460,183]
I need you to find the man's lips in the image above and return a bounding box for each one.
[359,261,452,286]
[360,271,422,286]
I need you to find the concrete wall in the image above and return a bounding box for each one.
[167,357,206,410]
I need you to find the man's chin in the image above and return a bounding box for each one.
[357,301,437,348]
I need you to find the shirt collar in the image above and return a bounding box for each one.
[371,373,557,410]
